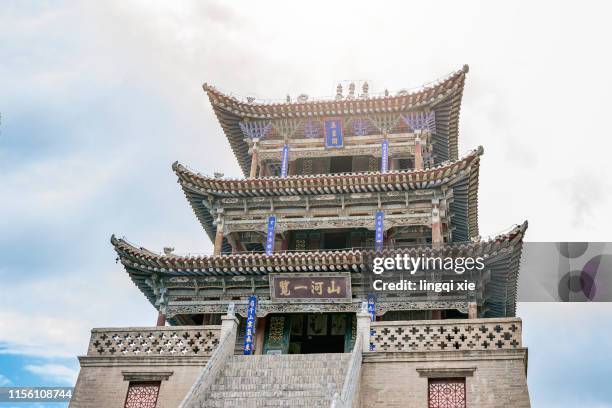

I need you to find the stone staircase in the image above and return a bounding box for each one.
[199,353,351,407]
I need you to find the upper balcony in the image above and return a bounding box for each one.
[173,147,483,254]
[204,66,468,176]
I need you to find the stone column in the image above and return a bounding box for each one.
[249,139,259,178]
[431,199,442,247]
[468,302,478,319]
[156,311,166,326]
[356,307,372,353]
[414,135,423,171]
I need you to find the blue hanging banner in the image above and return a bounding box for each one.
[367,293,376,321]
[368,293,376,351]
[324,118,344,148]
[381,140,389,172]
[243,295,257,355]
[265,215,276,255]
[280,144,289,177]
[375,210,384,252]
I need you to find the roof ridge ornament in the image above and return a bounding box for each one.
[360,82,369,99]
[347,83,356,100]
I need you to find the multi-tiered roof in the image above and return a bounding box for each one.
[112,65,527,321]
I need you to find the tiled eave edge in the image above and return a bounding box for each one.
[110,221,527,276]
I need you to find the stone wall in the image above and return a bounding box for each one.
[70,326,220,407]
[70,356,209,408]
[359,349,530,408]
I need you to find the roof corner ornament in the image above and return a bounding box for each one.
[347,82,356,100]
[384,88,389,97]
[246,96,256,104]
[213,172,224,178]
[286,94,291,103]
[163,247,175,256]
[462,64,470,73]
[297,94,309,103]
[335,83,343,100]
[361,82,369,99]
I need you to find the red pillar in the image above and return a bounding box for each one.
[156,311,166,326]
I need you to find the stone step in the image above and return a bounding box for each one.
[201,397,332,407]
[199,352,349,407]
[222,367,345,376]
[209,382,336,392]
[230,353,349,361]
[227,355,349,366]
[213,374,344,385]
[203,389,333,399]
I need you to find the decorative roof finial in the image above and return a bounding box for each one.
[361,82,369,99]
[335,83,343,100]
[384,89,389,97]
[286,94,291,103]
[347,82,355,100]
[246,96,255,104]
[462,64,470,73]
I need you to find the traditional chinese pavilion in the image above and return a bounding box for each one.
[71,65,531,408]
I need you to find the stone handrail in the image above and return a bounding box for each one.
[179,319,237,408]
[331,336,363,408]
[370,317,522,353]
[87,326,221,357]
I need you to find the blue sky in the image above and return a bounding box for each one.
[1,1,612,407]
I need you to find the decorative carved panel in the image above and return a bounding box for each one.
[124,381,160,408]
[370,319,521,352]
[88,327,220,357]
[428,378,466,408]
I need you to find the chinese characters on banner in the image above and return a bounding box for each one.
[375,210,384,252]
[265,216,276,255]
[270,274,352,302]
[243,295,257,355]
[368,293,376,351]
[324,118,344,148]
[280,144,289,177]
[381,140,389,172]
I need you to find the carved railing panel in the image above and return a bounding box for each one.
[87,326,221,357]
[370,318,521,352]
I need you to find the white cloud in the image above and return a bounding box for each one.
[24,364,78,385]
[0,374,12,386]
[1,2,612,407]
[0,311,89,359]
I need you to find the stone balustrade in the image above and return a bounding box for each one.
[369,317,522,353]
[87,325,221,357]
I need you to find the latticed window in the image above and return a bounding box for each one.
[124,381,160,408]
[428,378,466,408]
